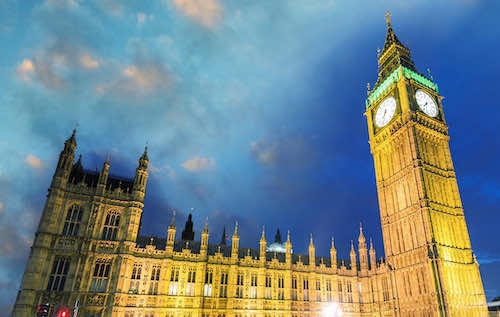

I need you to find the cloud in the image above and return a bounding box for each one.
[25,154,42,169]
[137,12,154,26]
[149,164,177,180]
[79,54,99,69]
[16,45,100,90]
[44,0,80,8]
[182,156,216,172]
[172,0,222,28]
[98,62,173,96]
[137,12,147,25]
[251,136,315,168]
[16,59,35,82]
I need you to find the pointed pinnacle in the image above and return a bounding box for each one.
[169,210,176,227]
[203,216,209,232]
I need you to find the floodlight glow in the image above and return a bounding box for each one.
[322,302,343,317]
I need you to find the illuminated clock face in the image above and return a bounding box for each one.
[375,97,397,127]
[415,89,438,117]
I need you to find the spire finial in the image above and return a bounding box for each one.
[309,233,314,245]
[203,216,209,232]
[261,226,265,240]
[370,237,374,249]
[331,236,335,248]
[170,210,176,227]
[427,68,434,81]
[385,10,391,25]
[234,220,239,236]
[287,230,291,242]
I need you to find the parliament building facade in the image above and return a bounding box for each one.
[13,17,488,317]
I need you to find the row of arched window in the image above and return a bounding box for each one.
[61,204,120,241]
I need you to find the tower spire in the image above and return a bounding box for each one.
[181,213,195,241]
[219,226,227,245]
[376,12,417,83]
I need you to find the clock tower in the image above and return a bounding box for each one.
[365,14,487,316]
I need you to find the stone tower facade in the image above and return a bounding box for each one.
[364,13,487,316]
[12,131,150,316]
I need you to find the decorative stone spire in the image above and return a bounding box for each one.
[133,146,149,200]
[203,216,209,233]
[376,11,417,84]
[54,130,77,184]
[308,234,316,268]
[231,221,239,259]
[166,210,176,251]
[358,223,368,272]
[98,155,110,185]
[139,146,149,168]
[350,240,357,271]
[233,220,239,237]
[381,11,404,55]
[169,210,176,228]
[285,230,292,263]
[369,238,377,270]
[201,216,209,256]
[260,226,267,265]
[330,236,337,269]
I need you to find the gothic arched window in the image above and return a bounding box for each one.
[101,211,120,241]
[62,204,83,236]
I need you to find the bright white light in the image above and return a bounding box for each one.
[322,302,343,317]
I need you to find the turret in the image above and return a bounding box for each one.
[231,221,239,260]
[285,230,292,264]
[358,223,368,272]
[98,156,110,185]
[330,236,337,269]
[308,234,315,268]
[201,217,209,256]
[132,146,149,201]
[369,238,377,270]
[52,129,77,188]
[259,226,266,265]
[350,241,357,271]
[166,210,176,252]
[181,213,195,242]
[96,156,110,195]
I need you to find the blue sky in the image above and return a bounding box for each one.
[1,0,500,310]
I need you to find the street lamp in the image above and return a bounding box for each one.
[322,302,343,317]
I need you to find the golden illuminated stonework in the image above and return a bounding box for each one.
[12,17,487,317]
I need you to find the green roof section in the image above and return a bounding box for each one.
[366,66,439,109]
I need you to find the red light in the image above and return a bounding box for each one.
[58,308,69,317]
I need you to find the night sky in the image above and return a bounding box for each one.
[1,0,500,311]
